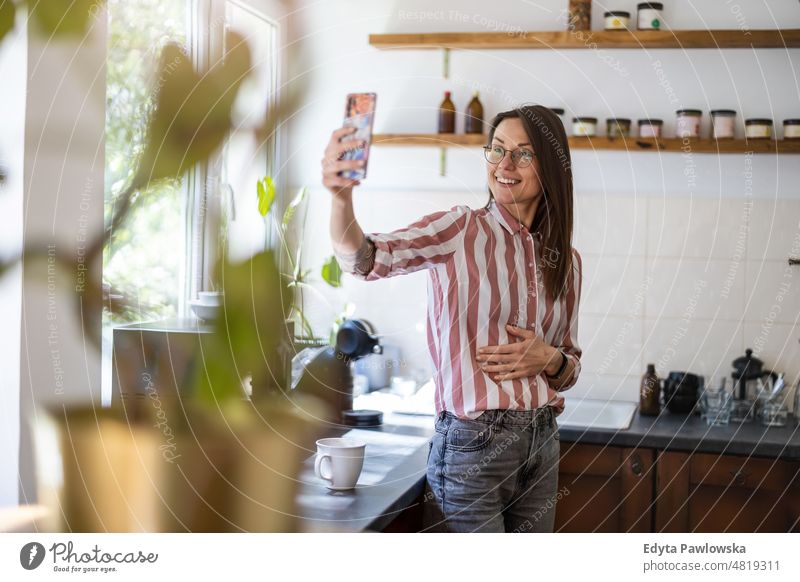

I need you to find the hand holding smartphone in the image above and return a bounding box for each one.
[339,93,376,180]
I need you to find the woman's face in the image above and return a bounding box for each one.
[485,117,543,206]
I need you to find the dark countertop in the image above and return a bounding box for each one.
[559,407,800,461]
[295,416,433,532]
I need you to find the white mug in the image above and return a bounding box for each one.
[314,438,366,490]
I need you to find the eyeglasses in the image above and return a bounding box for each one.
[483,145,535,168]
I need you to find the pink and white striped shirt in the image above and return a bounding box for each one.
[343,199,582,420]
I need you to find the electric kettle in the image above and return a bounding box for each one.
[292,319,382,421]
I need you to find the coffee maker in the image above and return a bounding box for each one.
[291,319,382,422]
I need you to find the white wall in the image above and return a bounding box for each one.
[287,0,800,403]
[16,10,107,504]
[0,13,26,508]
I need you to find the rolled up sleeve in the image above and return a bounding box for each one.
[335,205,470,281]
[555,248,583,392]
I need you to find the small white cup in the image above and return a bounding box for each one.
[314,438,366,490]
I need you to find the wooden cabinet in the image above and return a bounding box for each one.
[656,451,800,533]
[556,443,800,533]
[555,443,654,532]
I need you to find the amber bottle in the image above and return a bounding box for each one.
[438,91,456,134]
[465,91,484,134]
[639,363,661,416]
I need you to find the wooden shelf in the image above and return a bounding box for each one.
[373,133,485,147]
[372,134,800,154]
[369,29,800,50]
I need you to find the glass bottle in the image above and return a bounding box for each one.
[465,91,484,134]
[438,91,456,134]
[639,363,660,416]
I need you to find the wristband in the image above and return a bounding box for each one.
[546,350,568,380]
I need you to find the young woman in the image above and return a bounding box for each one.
[321,104,582,533]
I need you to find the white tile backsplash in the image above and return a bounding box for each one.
[643,257,745,321]
[574,196,647,257]
[747,198,800,261]
[579,315,643,376]
[581,255,648,316]
[641,317,744,379]
[647,197,747,259]
[744,260,800,325]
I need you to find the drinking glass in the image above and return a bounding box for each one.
[702,378,732,427]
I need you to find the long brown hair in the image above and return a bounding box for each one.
[484,105,575,300]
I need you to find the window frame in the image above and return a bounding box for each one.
[184,0,282,314]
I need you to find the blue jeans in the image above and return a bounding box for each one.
[423,407,561,532]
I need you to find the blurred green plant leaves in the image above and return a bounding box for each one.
[321,255,342,288]
[196,250,290,404]
[133,31,251,189]
[256,175,275,217]
[0,1,15,43]
[29,0,104,38]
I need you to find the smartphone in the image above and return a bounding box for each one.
[339,92,376,180]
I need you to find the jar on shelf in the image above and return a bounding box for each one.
[783,119,800,139]
[676,109,702,138]
[745,118,773,139]
[606,118,631,138]
[710,109,736,139]
[638,118,663,138]
[604,11,630,31]
[637,2,664,30]
[572,117,597,137]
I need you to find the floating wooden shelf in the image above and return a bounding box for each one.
[372,134,800,154]
[369,29,800,50]
[373,133,485,147]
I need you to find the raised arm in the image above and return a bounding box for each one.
[322,126,368,257]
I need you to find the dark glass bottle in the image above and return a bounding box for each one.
[465,91,484,134]
[438,91,456,134]
[639,363,661,416]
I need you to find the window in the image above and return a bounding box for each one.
[102,0,281,404]
[104,0,190,323]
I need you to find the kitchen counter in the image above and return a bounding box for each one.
[295,414,434,532]
[559,408,800,461]
[294,396,800,532]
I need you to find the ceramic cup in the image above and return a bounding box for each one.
[314,438,366,490]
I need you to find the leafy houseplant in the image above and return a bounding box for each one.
[256,175,348,348]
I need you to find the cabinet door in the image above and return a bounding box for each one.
[556,443,654,532]
[656,451,800,532]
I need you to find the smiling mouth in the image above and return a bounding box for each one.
[495,174,521,185]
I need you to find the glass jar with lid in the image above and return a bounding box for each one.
[676,109,702,138]
[745,119,773,139]
[572,117,597,137]
[607,118,631,138]
[637,2,664,30]
[638,118,663,138]
[604,11,630,30]
[784,119,800,139]
[710,110,736,139]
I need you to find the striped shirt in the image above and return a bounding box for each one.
[338,199,582,420]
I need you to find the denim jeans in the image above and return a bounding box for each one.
[423,407,560,532]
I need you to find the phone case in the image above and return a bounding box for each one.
[340,93,376,180]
